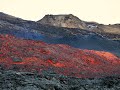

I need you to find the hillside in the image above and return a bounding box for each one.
[38,14,120,39]
[0,12,120,56]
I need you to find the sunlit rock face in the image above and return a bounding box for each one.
[0,34,120,78]
[38,14,87,29]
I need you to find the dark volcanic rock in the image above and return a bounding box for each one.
[0,70,120,90]
[12,57,23,62]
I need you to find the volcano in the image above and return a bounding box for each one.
[0,13,120,89]
[0,34,120,78]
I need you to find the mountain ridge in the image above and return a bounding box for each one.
[38,14,120,35]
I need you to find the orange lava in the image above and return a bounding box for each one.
[47,59,65,67]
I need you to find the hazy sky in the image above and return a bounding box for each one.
[0,0,120,24]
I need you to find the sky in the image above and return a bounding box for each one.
[0,0,120,24]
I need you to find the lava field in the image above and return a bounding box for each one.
[0,34,120,78]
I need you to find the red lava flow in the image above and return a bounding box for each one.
[0,34,120,78]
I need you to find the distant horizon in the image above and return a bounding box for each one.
[0,0,120,24]
[1,12,120,25]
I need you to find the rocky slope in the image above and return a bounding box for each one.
[0,34,120,78]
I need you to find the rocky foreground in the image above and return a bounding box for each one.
[0,69,120,90]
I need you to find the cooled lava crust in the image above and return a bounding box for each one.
[0,34,120,78]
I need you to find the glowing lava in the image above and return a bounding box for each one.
[0,34,120,78]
